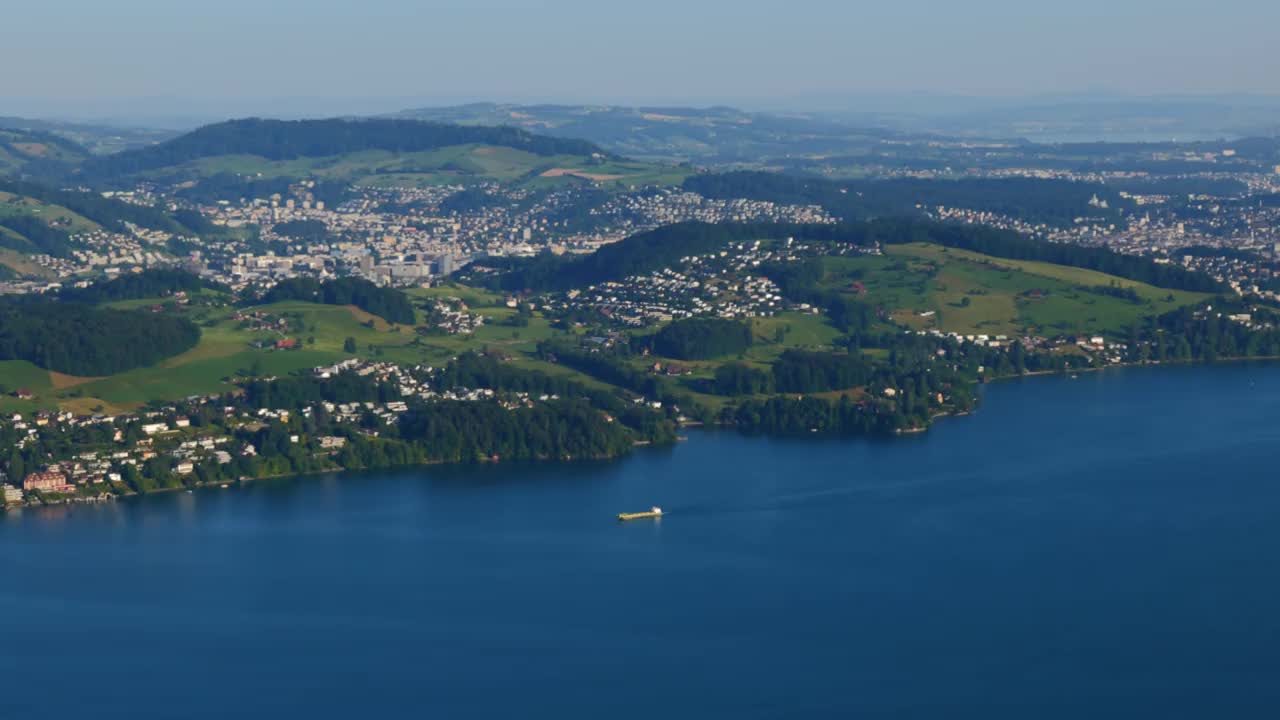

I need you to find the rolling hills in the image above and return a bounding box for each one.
[0,116,178,156]
[386,102,894,164]
[0,176,210,261]
[73,118,683,190]
[0,127,91,180]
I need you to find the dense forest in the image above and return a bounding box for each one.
[80,119,611,180]
[438,188,505,215]
[0,299,201,375]
[712,362,774,395]
[683,171,1130,226]
[59,269,215,304]
[396,399,636,463]
[770,350,876,393]
[1127,300,1280,362]
[724,395,910,435]
[255,277,417,324]
[272,219,331,243]
[723,342,978,434]
[642,317,753,360]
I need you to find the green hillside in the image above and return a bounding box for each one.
[0,127,91,179]
[0,177,212,260]
[0,232,1222,417]
[826,243,1210,337]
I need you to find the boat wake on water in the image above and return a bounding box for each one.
[661,485,879,518]
[659,471,980,518]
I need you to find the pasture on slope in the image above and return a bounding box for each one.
[827,243,1212,337]
[0,191,102,235]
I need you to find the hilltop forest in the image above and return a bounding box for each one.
[78,118,613,181]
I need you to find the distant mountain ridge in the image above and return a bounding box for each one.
[0,116,177,156]
[77,118,615,181]
[385,103,896,163]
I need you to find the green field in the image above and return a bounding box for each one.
[0,191,103,234]
[815,243,1210,337]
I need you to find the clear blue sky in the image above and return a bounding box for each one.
[2,0,1276,118]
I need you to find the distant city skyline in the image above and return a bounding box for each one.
[2,0,1278,124]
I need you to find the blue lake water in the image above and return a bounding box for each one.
[4,363,1280,718]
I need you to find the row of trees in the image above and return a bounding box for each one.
[725,396,911,435]
[272,219,331,243]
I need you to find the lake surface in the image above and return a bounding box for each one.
[4,363,1280,718]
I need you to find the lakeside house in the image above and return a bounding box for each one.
[24,471,73,493]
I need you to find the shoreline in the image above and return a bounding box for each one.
[5,449,648,511]
[983,353,1280,387]
[9,356,1280,511]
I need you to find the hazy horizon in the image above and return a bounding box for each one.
[6,91,1280,132]
[3,0,1278,126]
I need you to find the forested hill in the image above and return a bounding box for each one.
[481,220,1224,294]
[255,277,417,325]
[78,118,614,180]
[0,299,201,376]
[683,171,1130,226]
[59,269,218,304]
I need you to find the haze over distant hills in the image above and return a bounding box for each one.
[69,118,684,194]
[389,96,1280,163]
[849,94,1280,143]
[4,93,1277,175]
[386,103,901,164]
